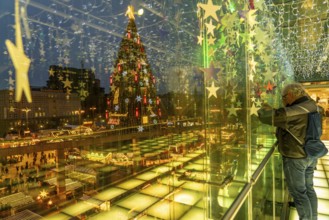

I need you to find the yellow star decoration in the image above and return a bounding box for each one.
[247,9,258,28]
[249,55,257,73]
[49,68,55,76]
[9,106,16,112]
[250,103,260,116]
[39,189,48,198]
[208,36,216,45]
[63,77,72,88]
[206,81,219,98]
[147,105,153,112]
[80,89,89,98]
[248,72,255,82]
[208,47,216,57]
[197,0,221,22]
[66,88,71,95]
[227,105,238,117]
[125,5,135,20]
[79,81,86,88]
[205,19,216,37]
[8,77,15,85]
[5,0,32,103]
[197,34,204,45]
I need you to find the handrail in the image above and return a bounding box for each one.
[222,142,277,220]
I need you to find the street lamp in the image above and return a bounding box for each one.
[75,109,85,135]
[21,107,31,131]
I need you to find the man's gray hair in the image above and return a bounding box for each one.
[282,83,308,98]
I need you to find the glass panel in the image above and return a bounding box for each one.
[1,0,325,219]
[0,1,207,219]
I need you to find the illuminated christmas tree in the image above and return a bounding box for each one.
[107,6,160,128]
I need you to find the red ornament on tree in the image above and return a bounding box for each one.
[109,76,113,85]
[127,30,131,39]
[143,94,147,105]
[134,71,138,82]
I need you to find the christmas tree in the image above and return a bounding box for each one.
[107,6,160,128]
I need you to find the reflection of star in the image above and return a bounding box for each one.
[9,106,16,112]
[63,78,72,88]
[249,55,257,73]
[8,77,15,85]
[227,105,237,117]
[49,68,55,76]
[66,88,71,95]
[198,0,221,22]
[248,72,254,82]
[200,62,220,81]
[219,34,227,46]
[79,89,88,97]
[263,70,276,82]
[5,0,32,103]
[137,126,144,132]
[266,81,274,92]
[205,19,216,36]
[39,189,48,198]
[115,74,121,81]
[247,9,258,28]
[208,36,216,45]
[136,95,142,102]
[206,81,219,98]
[255,99,262,107]
[63,56,70,65]
[250,103,260,116]
[197,34,203,45]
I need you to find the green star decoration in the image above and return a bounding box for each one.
[227,105,238,117]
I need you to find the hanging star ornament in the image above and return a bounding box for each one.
[226,105,238,117]
[5,0,32,103]
[249,55,257,73]
[200,62,220,81]
[197,34,204,45]
[197,0,221,22]
[206,81,219,98]
[63,77,72,89]
[250,103,260,116]
[205,19,216,37]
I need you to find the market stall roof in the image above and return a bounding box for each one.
[3,209,45,220]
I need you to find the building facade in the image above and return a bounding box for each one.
[0,88,81,136]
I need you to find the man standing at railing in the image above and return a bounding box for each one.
[258,83,321,220]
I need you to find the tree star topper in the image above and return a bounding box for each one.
[5,0,32,103]
[126,5,135,20]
